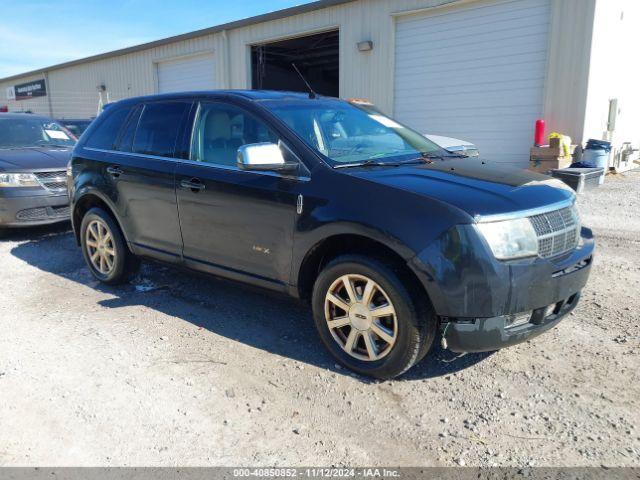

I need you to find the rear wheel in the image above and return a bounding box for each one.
[312,255,435,379]
[80,208,139,284]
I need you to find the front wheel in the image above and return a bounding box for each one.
[80,207,139,285]
[312,255,435,379]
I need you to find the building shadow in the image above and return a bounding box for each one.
[9,228,493,383]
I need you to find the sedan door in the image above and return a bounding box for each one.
[175,101,301,289]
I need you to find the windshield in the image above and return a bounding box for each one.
[0,116,77,149]
[262,99,444,165]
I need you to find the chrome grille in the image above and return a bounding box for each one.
[529,206,580,259]
[34,171,67,193]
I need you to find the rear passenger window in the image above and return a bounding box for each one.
[85,106,133,150]
[115,105,142,152]
[132,102,189,157]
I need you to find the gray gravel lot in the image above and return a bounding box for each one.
[0,171,639,467]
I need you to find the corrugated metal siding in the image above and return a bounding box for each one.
[0,34,220,118]
[221,0,473,113]
[0,0,597,152]
[0,73,52,116]
[0,0,459,118]
[541,0,595,143]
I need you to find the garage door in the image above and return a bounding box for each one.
[394,0,551,165]
[157,53,215,93]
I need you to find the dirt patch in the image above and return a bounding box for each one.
[0,173,639,466]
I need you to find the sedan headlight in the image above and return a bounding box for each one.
[477,217,538,260]
[0,173,41,188]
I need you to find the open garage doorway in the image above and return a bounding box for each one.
[251,30,339,97]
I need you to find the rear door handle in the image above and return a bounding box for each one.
[106,166,123,177]
[180,178,206,192]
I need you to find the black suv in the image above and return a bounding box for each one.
[68,91,594,379]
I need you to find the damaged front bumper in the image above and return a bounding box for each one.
[441,292,581,353]
[409,225,595,353]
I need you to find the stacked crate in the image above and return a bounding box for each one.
[529,137,576,174]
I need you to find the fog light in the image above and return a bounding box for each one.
[505,311,532,328]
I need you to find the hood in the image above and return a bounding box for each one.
[424,134,476,149]
[343,158,575,221]
[0,147,72,172]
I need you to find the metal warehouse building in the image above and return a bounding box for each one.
[1,0,638,167]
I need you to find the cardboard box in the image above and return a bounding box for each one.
[529,155,573,174]
[529,141,577,174]
[530,143,577,159]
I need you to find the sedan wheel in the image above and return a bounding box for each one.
[85,219,116,275]
[324,274,398,362]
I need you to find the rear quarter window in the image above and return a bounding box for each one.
[84,106,133,150]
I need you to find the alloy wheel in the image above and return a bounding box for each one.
[85,219,116,275]
[324,274,398,361]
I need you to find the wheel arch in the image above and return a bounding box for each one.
[72,190,128,246]
[296,233,431,307]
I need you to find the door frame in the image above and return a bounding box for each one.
[244,25,342,96]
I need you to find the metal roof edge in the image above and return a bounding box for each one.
[0,0,356,84]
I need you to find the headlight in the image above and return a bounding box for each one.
[477,217,538,260]
[0,173,40,188]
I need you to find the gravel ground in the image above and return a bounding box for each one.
[0,171,638,467]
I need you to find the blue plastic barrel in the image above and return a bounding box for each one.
[583,139,611,169]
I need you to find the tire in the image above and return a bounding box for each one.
[80,207,139,285]
[312,254,436,380]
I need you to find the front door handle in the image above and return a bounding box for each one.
[106,165,123,177]
[180,178,206,192]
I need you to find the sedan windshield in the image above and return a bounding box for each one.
[262,99,444,165]
[60,120,92,137]
[0,116,76,149]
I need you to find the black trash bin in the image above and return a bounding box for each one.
[551,168,605,193]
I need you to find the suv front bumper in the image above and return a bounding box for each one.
[442,291,582,353]
[409,225,594,353]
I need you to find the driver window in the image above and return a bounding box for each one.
[191,102,278,167]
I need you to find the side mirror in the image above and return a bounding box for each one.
[237,143,298,173]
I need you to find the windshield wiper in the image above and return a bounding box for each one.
[422,152,468,160]
[334,158,426,169]
[18,144,72,149]
[334,159,387,169]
